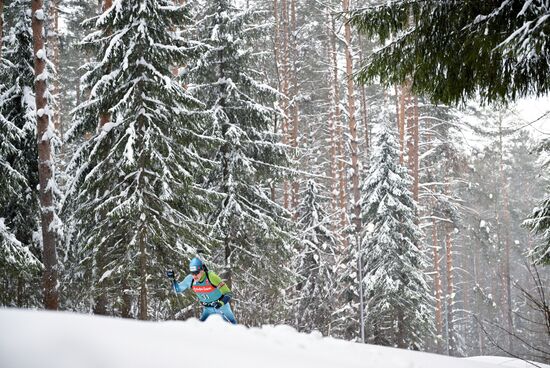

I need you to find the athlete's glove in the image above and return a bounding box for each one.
[166,270,175,279]
[214,294,232,309]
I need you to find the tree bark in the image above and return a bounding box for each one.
[121,278,132,318]
[407,94,419,202]
[433,220,443,353]
[357,34,369,167]
[138,227,148,320]
[48,0,61,135]
[329,14,347,240]
[498,121,514,352]
[398,84,406,164]
[325,12,338,218]
[281,0,290,210]
[343,0,360,235]
[289,0,299,216]
[445,219,456,355]
[32,0,59,310]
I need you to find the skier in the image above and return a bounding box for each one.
[166,257,237,324]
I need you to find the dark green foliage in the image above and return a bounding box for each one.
[349,0,550,105]
[293,179,338,335]
[0,0,42,307]
[64,0,212,316]
[189,0,292,325]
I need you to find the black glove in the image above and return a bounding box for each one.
[166,270,175,279]
[213,295,231,309]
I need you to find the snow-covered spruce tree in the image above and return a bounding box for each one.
[524,195,550,265]
[360,121,433,349]
[0,0,42,306]
[523,137,550,266]
[187,0,292,326]
[64,0,211,319]
[292,179,338,335]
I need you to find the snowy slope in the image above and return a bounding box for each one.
[0,308,546,368]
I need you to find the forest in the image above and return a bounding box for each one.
[1,0,549,364]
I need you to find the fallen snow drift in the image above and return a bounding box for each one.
[0,308,544,368]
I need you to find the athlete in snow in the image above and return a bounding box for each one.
[166,257,237,324]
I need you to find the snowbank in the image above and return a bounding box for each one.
[0,308,544,368]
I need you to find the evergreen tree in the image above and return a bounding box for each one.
[293,179,338,335]
[64,0,211,319]
[0,0,42,306]
[349,0,550,105]
[360,120,433,349]
[523,137,550,266]
[524,191,550,265]
[188,0,292,325]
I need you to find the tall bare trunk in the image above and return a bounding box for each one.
[398,85,406,164]
[472,234,485,354]
[445,219,456,354]
[357,34,369,167]
[343,0,360,235]
[93,0,113,316]
[289,0,299,216]
[121,278,132,318]
[407,94,419,202]
[433,220,443,353]
[273,0,280,86]
[48,0,61,136]
[138,227,148,320]
[329,15,347,241]
[325,12,338,217]
[498,121,514,351]
[32,0,58,310]
[280,0,290,209]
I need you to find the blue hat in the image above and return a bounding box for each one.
[189,257,203,273]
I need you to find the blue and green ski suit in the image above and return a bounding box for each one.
[173,271,237,324]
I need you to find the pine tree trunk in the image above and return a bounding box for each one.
[472,234,485,354]
[93,0,112,316]
[137,111,148,320]
[281,0,290,210]
[405,93,419,202]
[396,304,406,348]
[138,227,148,320]
[32,0,58,310]
[121,278,132,318]
[273,0,280,86]
[290,0,299,216]
[398,85,406,164]
[329,14,347,239]
[48,0,61,135]
[272,0,281,205]
[498,123,514,352]
[326,11,338,219]
[357,34,369,167]
[445,220,456,355]
[343,0,360,235]
[433,219,443,353]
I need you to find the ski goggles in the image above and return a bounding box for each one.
[190,269,202,275]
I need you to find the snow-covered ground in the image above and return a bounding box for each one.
[0,308,547,368]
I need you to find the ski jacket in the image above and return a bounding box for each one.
[174,271,232,305]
